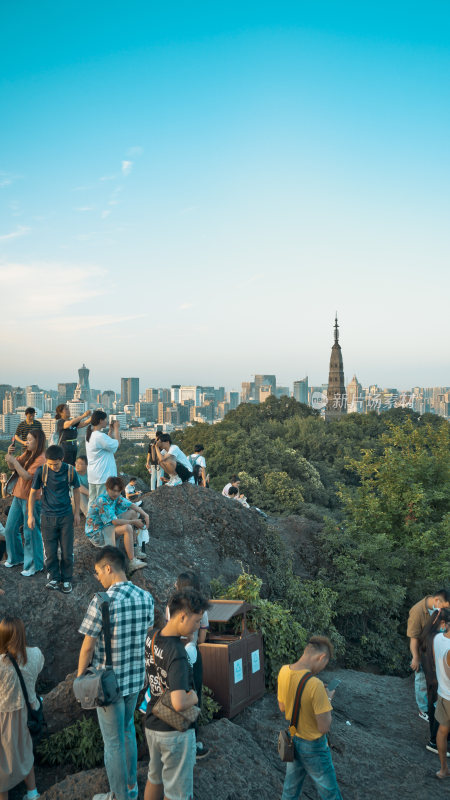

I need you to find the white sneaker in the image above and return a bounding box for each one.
[128,558,146,574]
[134,549,147,559]
[4,560,22,568]
[21,568,36,577]
[135,500,143,507]
[92,794,115,800]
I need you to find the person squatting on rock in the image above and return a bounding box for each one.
[143,588,210,800]
[155,434,194,484]
[85,476,148,574]
[278,636,342,800]
[54,403,92,466]
[86,411,121,506]
[78,546,154,800]
[0,615,44,800]
[407,589,450,723]
[28,444,80,594]
[432,610,450,780]
[2,429,46,577]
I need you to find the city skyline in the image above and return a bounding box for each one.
[1,2,449,387]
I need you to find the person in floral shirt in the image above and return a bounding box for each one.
[85,476,149,574]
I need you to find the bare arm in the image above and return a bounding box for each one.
[315,710,332,734]
[198,628,208,645]
[14,435,27,446]
[77,635,97,676]
[28,488,37,529]
[79,484,89,496]
[200,466,206,487]
[278,700,286,713]
[73,487,81,525]
[5,454,33,480]
[171,689,198,712]
[410,637,421,671]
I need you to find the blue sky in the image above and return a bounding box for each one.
[1,1,449,392]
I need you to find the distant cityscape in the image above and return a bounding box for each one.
[0,316,448,442]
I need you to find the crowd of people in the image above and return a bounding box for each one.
[1,408,448,798]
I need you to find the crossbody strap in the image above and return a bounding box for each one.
[98,592,113,667]
[289,671,313,729]
[6,653,33,715]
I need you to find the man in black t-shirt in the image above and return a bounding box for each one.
[144,588,210,800]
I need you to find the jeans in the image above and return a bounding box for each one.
[4,496,44,571]
[415,667,428,714]
[281,734,342,800]
[96,691,139,800]
[149,464,161,491]
[41,512,74,581]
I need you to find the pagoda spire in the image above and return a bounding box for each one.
[325,313,346,419]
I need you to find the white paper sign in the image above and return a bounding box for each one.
[234,658,243,683]
[251,649,260,673]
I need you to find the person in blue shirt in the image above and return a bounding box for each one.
[28,444,80,594]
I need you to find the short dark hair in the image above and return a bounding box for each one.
[228,486,239,496]
[95,545,126,572]
[25,407,36,415]
[160,434,171,444]
[175,570,201,592]
[168,588,210,617]
[106,476,124,491]
[230,475,239,483]
[433,589,450,603]
[194,444,204,452]
[129,476,137,482]
[76,455,88,464]
[45,444,64,461]
[306,635,334,660]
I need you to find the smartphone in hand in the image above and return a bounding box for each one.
[327,678,341,692]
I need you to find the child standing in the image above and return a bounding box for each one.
[28,444,80,594]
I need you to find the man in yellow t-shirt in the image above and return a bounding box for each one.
[278,636,342,800]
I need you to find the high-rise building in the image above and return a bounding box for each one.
[347,375,363,413]
[241,382,254,403]
[101,391,116,410]
[293,377,309,405]
[255,375,276,395]
[58,382,77,403]
[180,386,201,405]
[326,315,346,419]
[171,385,181,403]
[121,378,140,406]
[73,364,91,403]
[145,388,158,403]
[0,385,12,411]
[229,391,239,410]
[26,390,45,413]
[2,391,14,414]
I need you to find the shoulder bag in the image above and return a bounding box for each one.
[278,671,313,762]
[7,653,46,743]
[73,592,122,709]
[150,630,201,732]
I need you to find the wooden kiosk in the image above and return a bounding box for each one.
[199,599,265,718]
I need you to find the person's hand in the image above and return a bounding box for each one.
[74,513,81,526]
[0,473,7,483]
[83,409,91,417]
[28,516,36,531]
[133,518,145,529]
[410,656,420,672]
[7,444,15,455]
[141,512,149,527]
[326,689,335,701]
[190,690,199,705]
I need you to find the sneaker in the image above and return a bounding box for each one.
[61,582,72,593]
[134,549,147,559]
[196,742,210,760]
[92,793,115,800]
[46,579,60,590]
[128,558,146,574]
[21,568,36,577]
[22,792,40,799]
[419,710,429,722]
[135,500,143,507]
[4,560,22,568]
[427,741,450,757]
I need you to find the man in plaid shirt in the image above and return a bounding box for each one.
[78,546,154,800]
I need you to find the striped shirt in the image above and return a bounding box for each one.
[79,582,154,697]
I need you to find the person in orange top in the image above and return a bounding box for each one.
[2,430,46,577]
[278,636,342,800]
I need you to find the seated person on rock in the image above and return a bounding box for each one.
[125,477,142,503]
[84,476,149,574]
[74,455,89,517]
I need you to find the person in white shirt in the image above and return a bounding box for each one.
[189,445,207,487]
[222,475,241,497]
[155,435,194,484]
[433,608,450,780]
[85,410,120,506]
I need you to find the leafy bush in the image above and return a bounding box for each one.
[36,716,104,769]
[199,685,221,726]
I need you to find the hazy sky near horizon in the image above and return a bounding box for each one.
[1,1,449,393]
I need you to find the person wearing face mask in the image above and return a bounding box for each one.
[419,608,450,758]
[407,590,450,721]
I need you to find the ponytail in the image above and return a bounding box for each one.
[86,409,107,442]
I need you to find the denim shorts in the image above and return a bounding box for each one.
[88,524,115,548]
[145,727,196,800]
